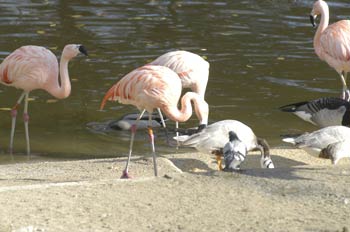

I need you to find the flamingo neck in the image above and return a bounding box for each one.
[162,92,209,125]
[314,3,329,55]
[50,56,72,99]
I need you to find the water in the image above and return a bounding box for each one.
[0,0,347,163]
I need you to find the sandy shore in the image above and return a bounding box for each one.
[0,148,349,232]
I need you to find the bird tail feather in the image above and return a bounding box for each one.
[100,84,119,110]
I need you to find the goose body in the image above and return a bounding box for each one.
[174,120,274,169]
[280,97,350,127]
[282,125,350,164]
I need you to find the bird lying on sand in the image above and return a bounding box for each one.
[279,97,350,128]
[174,120,275,170]
[282,126,350,164]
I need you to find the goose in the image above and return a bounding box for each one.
[174,120,274,170]
[282,125,350,164]
[279,97,350,128]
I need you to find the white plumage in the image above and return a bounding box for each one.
[282,126,350,164]
[174,120,274,169]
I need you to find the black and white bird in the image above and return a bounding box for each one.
[87,112,167,133]
[279,97,350,128]
[107,112,167,130]
[222,131,248,171]
[282,126,350,164]
[174,120,275,170]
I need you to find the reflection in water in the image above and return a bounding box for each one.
[0,1,348,162]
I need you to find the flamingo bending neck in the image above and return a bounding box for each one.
[162,92,208,125]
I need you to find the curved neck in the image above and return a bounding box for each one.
[162,92,209,125]
[50,56,72,99]
[314,4,329,53]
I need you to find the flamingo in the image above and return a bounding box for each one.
[310,0,350,101]
[283,126,350,164]
[0,44,88,155]
[100,65,209,178]
[149,50,210,132]
[279,97,350,128]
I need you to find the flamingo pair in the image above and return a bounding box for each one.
[100,51,210,178]
[0,46,209,179]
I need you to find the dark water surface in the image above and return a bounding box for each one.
[0,0,348,163]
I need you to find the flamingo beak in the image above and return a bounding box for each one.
[310,15,317,28]
[79,45,88,56]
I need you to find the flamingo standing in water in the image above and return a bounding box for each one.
[310,0,350,100]
[149,50,210,132]
[100,65,209,178]
[0,44,88,155]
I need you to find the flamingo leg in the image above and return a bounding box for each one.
[23,93,30,157]
[9,91,26,154]
[121,109,146,179]
[175,121,179,149]
[156,108,170,145]
[148,114,158,177]
[340,72,350,101]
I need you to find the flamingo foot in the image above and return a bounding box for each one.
[120,170,132,179]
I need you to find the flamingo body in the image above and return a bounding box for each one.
[0,46,58,93]
[101,65,181,117]
[149,50,209,99]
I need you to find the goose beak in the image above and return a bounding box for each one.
[310,15,317,28]
[79,45,88,56]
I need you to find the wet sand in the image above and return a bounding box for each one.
[0,148,349,232]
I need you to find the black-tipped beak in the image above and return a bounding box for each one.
[310,15,316,28]
[79,45,88,56]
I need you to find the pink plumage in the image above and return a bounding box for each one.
[149,50,209,99]
[0,44,88,155]
[100,64,209,178]
[101,65,208,124]
[310,0,350,100]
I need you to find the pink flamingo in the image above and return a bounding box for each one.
[310,0,350,101]
[100,65,209,178]
[149,50,210,133]
[0,44,88,155]
[149,50,209,99]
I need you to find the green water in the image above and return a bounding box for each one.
[0,0,348,163]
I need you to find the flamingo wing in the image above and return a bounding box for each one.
[320,20,350,62]
[150,51,209,88]
[100,65,182,112]
[0,46,58,91]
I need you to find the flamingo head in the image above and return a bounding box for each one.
[62,44,88,59]
[310,0,328,28]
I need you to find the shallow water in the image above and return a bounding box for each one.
[0,0,348,163]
